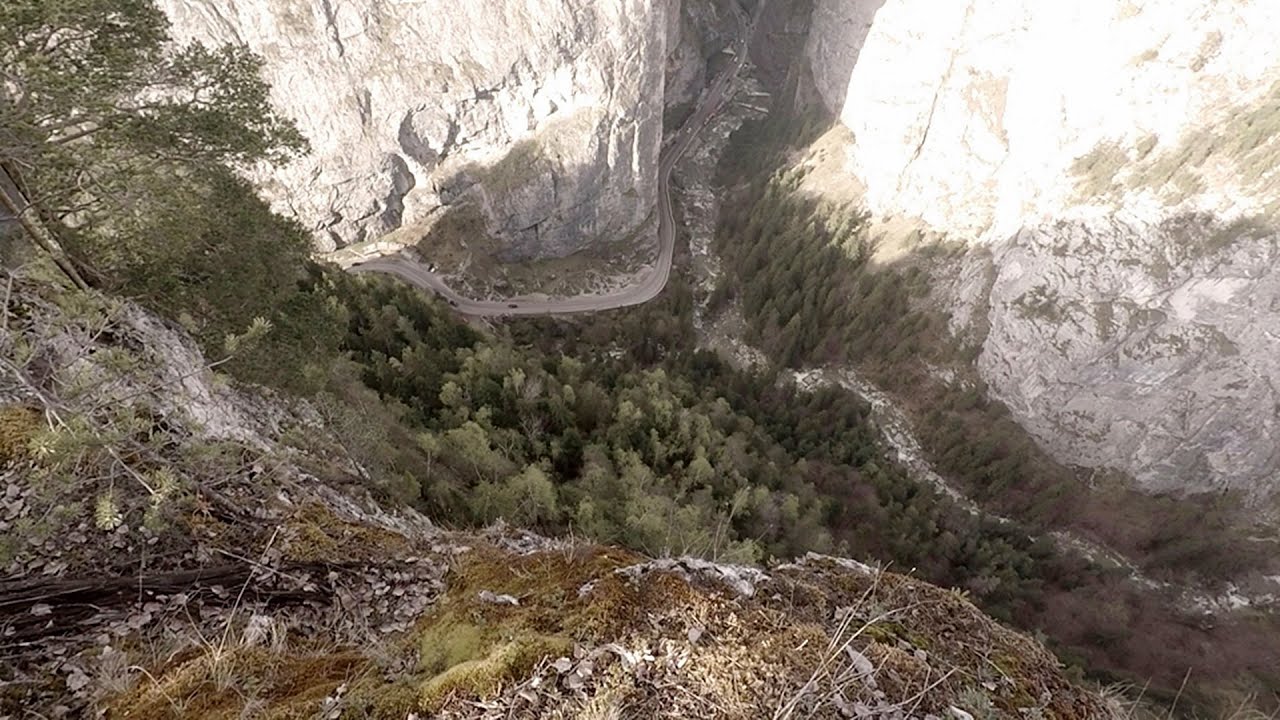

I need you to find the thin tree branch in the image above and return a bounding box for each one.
[0,163,87,289]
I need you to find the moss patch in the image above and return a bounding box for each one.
[419,634,572,710]
[282,502,408,563]
[0,405,41,465]
[419,618,487,675]
[404,546,718,710]
[110,545,1115,720]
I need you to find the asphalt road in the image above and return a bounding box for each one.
[350,22,755,317]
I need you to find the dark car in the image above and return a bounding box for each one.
[507,303,519,309]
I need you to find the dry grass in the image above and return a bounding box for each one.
[282,501,409,563]
[107,546,1116,720]
[1071,141,1129,202]
[771,558,1111,719]
[1133,48,1160,65]
[1190,31,1224,73]
[0,404,41,464]
[115,645,371,720]
[795,124,866,206]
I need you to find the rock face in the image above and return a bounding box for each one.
[664,0,743,113]
[158,0,670,257]
[968,217,1280,498]
[805,0,1280,498]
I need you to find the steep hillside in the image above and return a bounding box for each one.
[804,0,1280,502]
[697,3,1280,707]
[0,274,1116,719]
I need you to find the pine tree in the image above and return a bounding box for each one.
[1,0,305,287]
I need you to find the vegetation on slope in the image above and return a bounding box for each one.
[332,271,1091,624]
[110,542,1118,720]
[1,0,336,394]
[713,113,1264,583]
[0,0,304,291]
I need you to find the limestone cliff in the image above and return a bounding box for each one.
[806,0,1280,499]
[157,0,669,258]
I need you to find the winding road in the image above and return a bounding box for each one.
[350,21,755,317]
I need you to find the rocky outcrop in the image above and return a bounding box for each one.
[805,0,1280,498]
[806,0,1280,240]
[158,0,670,257]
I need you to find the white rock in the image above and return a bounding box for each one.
[844,647,875,680]
[810,0,1280,241]
[807,0,1280,497]
[477,590,520,606]
[970,216,1280,497]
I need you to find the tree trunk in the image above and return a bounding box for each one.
[0,164,89,290]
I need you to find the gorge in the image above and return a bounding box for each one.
[6,0,1280,715]
[157,0,1280,504]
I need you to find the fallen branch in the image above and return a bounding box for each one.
[0,561,338,646]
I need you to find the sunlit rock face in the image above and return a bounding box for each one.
[808,0,1280,498]
[809,0,1280,239]
[158,0,669,257]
